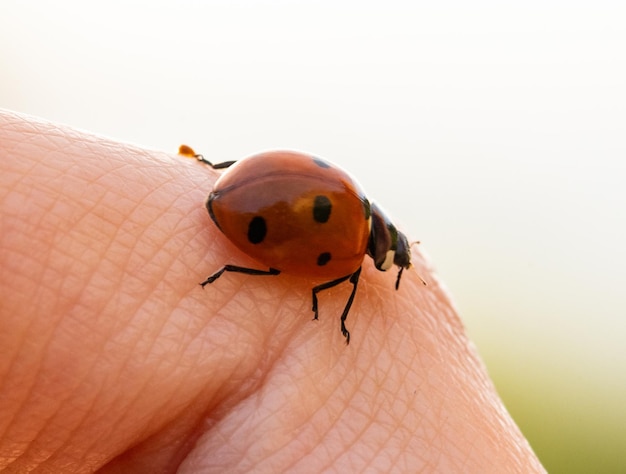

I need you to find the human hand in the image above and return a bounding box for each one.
[0,110,544,473]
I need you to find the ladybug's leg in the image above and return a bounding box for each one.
[178,145,236,168]
[339,268,362,345]
[195,154,236,170]
[200,265,280,287]
[311,266,362,345]
[311,275,351,320]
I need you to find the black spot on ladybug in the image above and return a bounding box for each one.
[313,195,332,223]
[248,216,267,244]
[312,157,331,169]
[317,252,332,266]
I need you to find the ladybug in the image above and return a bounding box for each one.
[182,146,419,344]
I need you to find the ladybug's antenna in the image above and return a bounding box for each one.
[395,264,427,290]
[415,270,427,286]
[409,241,428,287]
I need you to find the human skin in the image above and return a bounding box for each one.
[0,109,545,473]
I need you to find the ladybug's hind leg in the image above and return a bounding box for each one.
[311,267,362,345]
[178,145,236,169]
[195,155,236,170]
[200,265,280,287]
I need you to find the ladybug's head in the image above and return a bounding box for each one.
[367,203,412,290]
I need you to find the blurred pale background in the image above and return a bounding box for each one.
[1,1,625,471]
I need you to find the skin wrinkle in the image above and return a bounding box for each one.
[341,406,386,471]
[350,353,395,466]
[224,368,301,469]
[87,175,200,432]
[80,324,199,468]
[0,120,76,462]
[2,340,40,459]
[353,339,418,470]
[0,231,45,379]
[371,379,414,470]
[271,340,344,471]
[287,344,348,438]
[389,312,453,470]
[211,336,344,472]
[103,338,247,472]
[5,124,183,468]
[25,416,84,471]
[34,202,160,466]
[390,393,418,440]
[16,308,114,468]
[286,390,329,469]
[288,406,339,472]
[86,284,225,466]
[52,387,110,469]
[294,362,369,472]
[11,392,69,469]
[253,388,302,466]
[180,294,287,419]
[2,268,81,467]
[73,329,167,456]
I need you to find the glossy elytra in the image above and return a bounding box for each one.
[182,146,421,344]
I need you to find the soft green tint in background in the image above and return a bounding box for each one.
[1,1,624,471]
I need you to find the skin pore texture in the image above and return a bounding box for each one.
[0,110,545,473]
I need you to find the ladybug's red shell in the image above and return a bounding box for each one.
[207,151,372,279]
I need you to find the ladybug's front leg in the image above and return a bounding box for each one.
[311,267,362,345]
[200,265,280,287]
